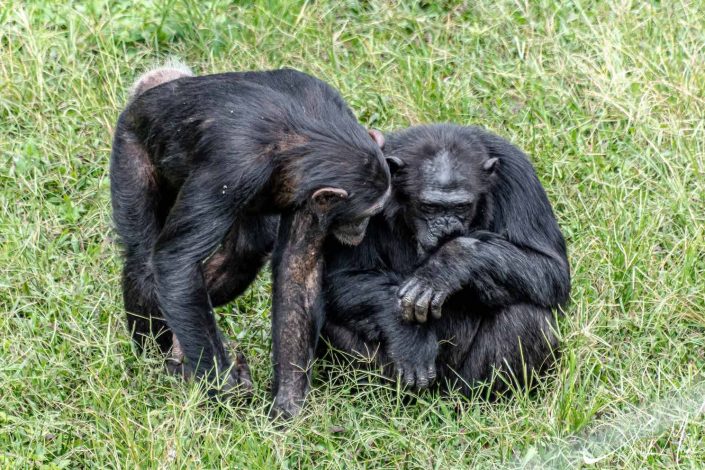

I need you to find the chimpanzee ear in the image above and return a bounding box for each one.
[385,155,405,174]
[483,157,499,173]
[311,187,348,214]
[368,129,385,149]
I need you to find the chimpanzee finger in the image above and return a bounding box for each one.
[396,362,415,387]
[430,291,446,319]
[401,283,422,321]
[427,363,437,382]
[415,366,429,389]
[398,277,418,299]
[414,289,433,323]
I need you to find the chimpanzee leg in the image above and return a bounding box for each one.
[153,168,269,392]
[121,258,172,354]
[444,303,559,397]
[168,215,276,381]
[322,270,439,389]
[110,127,174,354]
[204,215,278,307]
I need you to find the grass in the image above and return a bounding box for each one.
[1,0,704,467]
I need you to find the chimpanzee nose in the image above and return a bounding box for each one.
[438,217,464,236]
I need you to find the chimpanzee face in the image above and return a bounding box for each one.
[310,129,390,246]
[329,185,390,245]
[326,128,390,246]
[408,150,478,252]
[389,135,498,254]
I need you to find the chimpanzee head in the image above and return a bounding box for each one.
[383,125,499,254]
[298,128,390,246]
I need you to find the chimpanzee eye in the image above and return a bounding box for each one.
[455,203,473,211]
[420,202,439,213]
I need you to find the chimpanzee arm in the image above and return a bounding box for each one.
[270,209,327,419]
[399,232,570,322]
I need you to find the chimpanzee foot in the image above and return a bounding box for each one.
[166,334,253,397]
[165,333,193,380]
[394,359,437,390]
[385,327,438,390]
[221,351,254,397]
[269,391,303,422]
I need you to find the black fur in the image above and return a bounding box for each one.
[110,67,389,412]
[320,124,570,395]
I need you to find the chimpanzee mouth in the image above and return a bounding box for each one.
[416,231,460,255]
[334,230,366,246]
[333,219,370,246]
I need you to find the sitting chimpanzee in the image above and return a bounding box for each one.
[110,63,389,417]
[320,124,570,396]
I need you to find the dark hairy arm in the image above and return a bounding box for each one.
[399,231,570,322]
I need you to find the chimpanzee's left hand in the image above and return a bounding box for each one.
[398,236,481,323]
[398,257,463,323]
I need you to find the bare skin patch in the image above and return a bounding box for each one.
[419,189,473,205]
[130,64,194,99]
[121,132,157,188]
[276,132,309,153]
[202,249,228,288]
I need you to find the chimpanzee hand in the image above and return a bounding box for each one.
[398,269,459,323]
[398,237,479,323]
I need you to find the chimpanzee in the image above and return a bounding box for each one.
[110,62,389,416]
[320,124,570,396]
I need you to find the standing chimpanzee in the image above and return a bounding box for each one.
[110,62,389,417]
[320,124,570,396]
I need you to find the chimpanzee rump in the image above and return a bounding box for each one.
[110,63,389,416]
[320,124,570,395]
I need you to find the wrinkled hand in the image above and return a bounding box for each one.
[398,272,455,323]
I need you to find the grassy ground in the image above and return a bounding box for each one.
[1,0,704,467]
